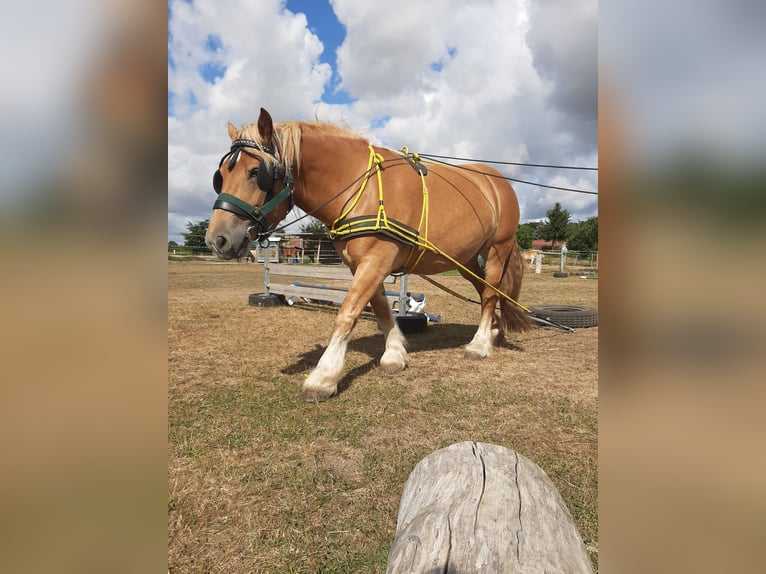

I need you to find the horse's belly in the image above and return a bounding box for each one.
[407,241,485,275]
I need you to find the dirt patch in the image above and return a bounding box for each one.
[168,261,598,572]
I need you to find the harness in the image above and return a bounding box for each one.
[329,147,542,318]
[329,146,431,273]
[209,138,558,325]
[212,137,294,241]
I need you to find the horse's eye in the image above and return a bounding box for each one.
[248,167,259,179]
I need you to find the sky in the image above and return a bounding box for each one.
[168,0,598,243]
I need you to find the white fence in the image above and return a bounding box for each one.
[169,234,598,272]
[523,249,598,272]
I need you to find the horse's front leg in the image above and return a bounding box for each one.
[303,262,390,402]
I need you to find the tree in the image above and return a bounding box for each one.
[300,218,327,235]
[539,203,571,248]
[566,216,598,252]
[168,240,179,249]
[182,219,210,252]
[516,223,535,249]
[526,221,544,239]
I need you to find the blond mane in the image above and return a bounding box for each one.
[234,120,367,174]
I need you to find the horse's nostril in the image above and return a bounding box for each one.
[214,235,228,251]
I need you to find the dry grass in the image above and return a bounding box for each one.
[168,261,598,573]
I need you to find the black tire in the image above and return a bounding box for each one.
[396,313,428,333]
[248,293,284,307]
[529,305,598,328]
[552,271,569,278]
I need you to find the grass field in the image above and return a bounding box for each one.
[168,261,598,572]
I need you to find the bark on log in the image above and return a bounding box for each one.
[386,441,593,574]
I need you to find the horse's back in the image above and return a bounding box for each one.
[373,161,520,273]
[426,162,520,235]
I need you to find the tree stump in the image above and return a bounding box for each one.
[386,441,593,573]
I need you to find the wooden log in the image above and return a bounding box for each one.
[386,441,593,574]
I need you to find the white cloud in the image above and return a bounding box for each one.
[330,0,597,221]
[332,0,460,99]
[168,0,597,240]
[520,174,598,222]
[167,0,334,239]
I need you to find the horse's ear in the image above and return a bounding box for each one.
[257,108,274,143]
[227,122,238,140]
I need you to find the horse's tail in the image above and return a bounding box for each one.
[498,240,533,334]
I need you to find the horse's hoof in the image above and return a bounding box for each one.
[303,388,334,403]
[379,360,406,374]
[463,349,486,361]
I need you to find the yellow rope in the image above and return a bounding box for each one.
[412,235,533,314]
[418,273,480,304]
[399,153,429,272]
[331,146,384,231]
[329,146,530,313]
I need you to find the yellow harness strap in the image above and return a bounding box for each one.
[399,160,429,272]
[331,146,385,231]
[329,145,529,313]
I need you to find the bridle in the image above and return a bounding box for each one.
[212,137,294,243]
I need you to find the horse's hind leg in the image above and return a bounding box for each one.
[462,247,505,360]
[464,290,500,360]
[369,285,408,374]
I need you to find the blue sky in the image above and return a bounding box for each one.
[167,0,598,242]
[284,0,352,105]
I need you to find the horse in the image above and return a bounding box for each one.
[205,108,531,401]
[522,249,542,268]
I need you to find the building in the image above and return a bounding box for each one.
[531,239,567,251]
[251,236,281,262]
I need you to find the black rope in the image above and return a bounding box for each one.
[419,153,598,171]
[422,156,598,195]
[266,149,597,236]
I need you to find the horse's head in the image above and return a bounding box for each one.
[205,108,293,259]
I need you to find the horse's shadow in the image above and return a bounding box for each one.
[280,323,525,396]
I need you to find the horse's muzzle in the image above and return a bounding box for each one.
[206,232,250,259]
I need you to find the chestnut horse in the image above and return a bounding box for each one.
[206,108,530,401]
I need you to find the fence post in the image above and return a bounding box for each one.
[397,275,408,317]
[263,254,271,296]
[559,244,568,273]
[553,245,569,278]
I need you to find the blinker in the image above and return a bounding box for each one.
[213,160,271,195]
[213,170,222,194]
[257,161,275,193]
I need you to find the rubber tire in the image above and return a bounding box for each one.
[552,272,569,278]
[529,305,598,328]
[248,293,284,307]
[396,313,428,334]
